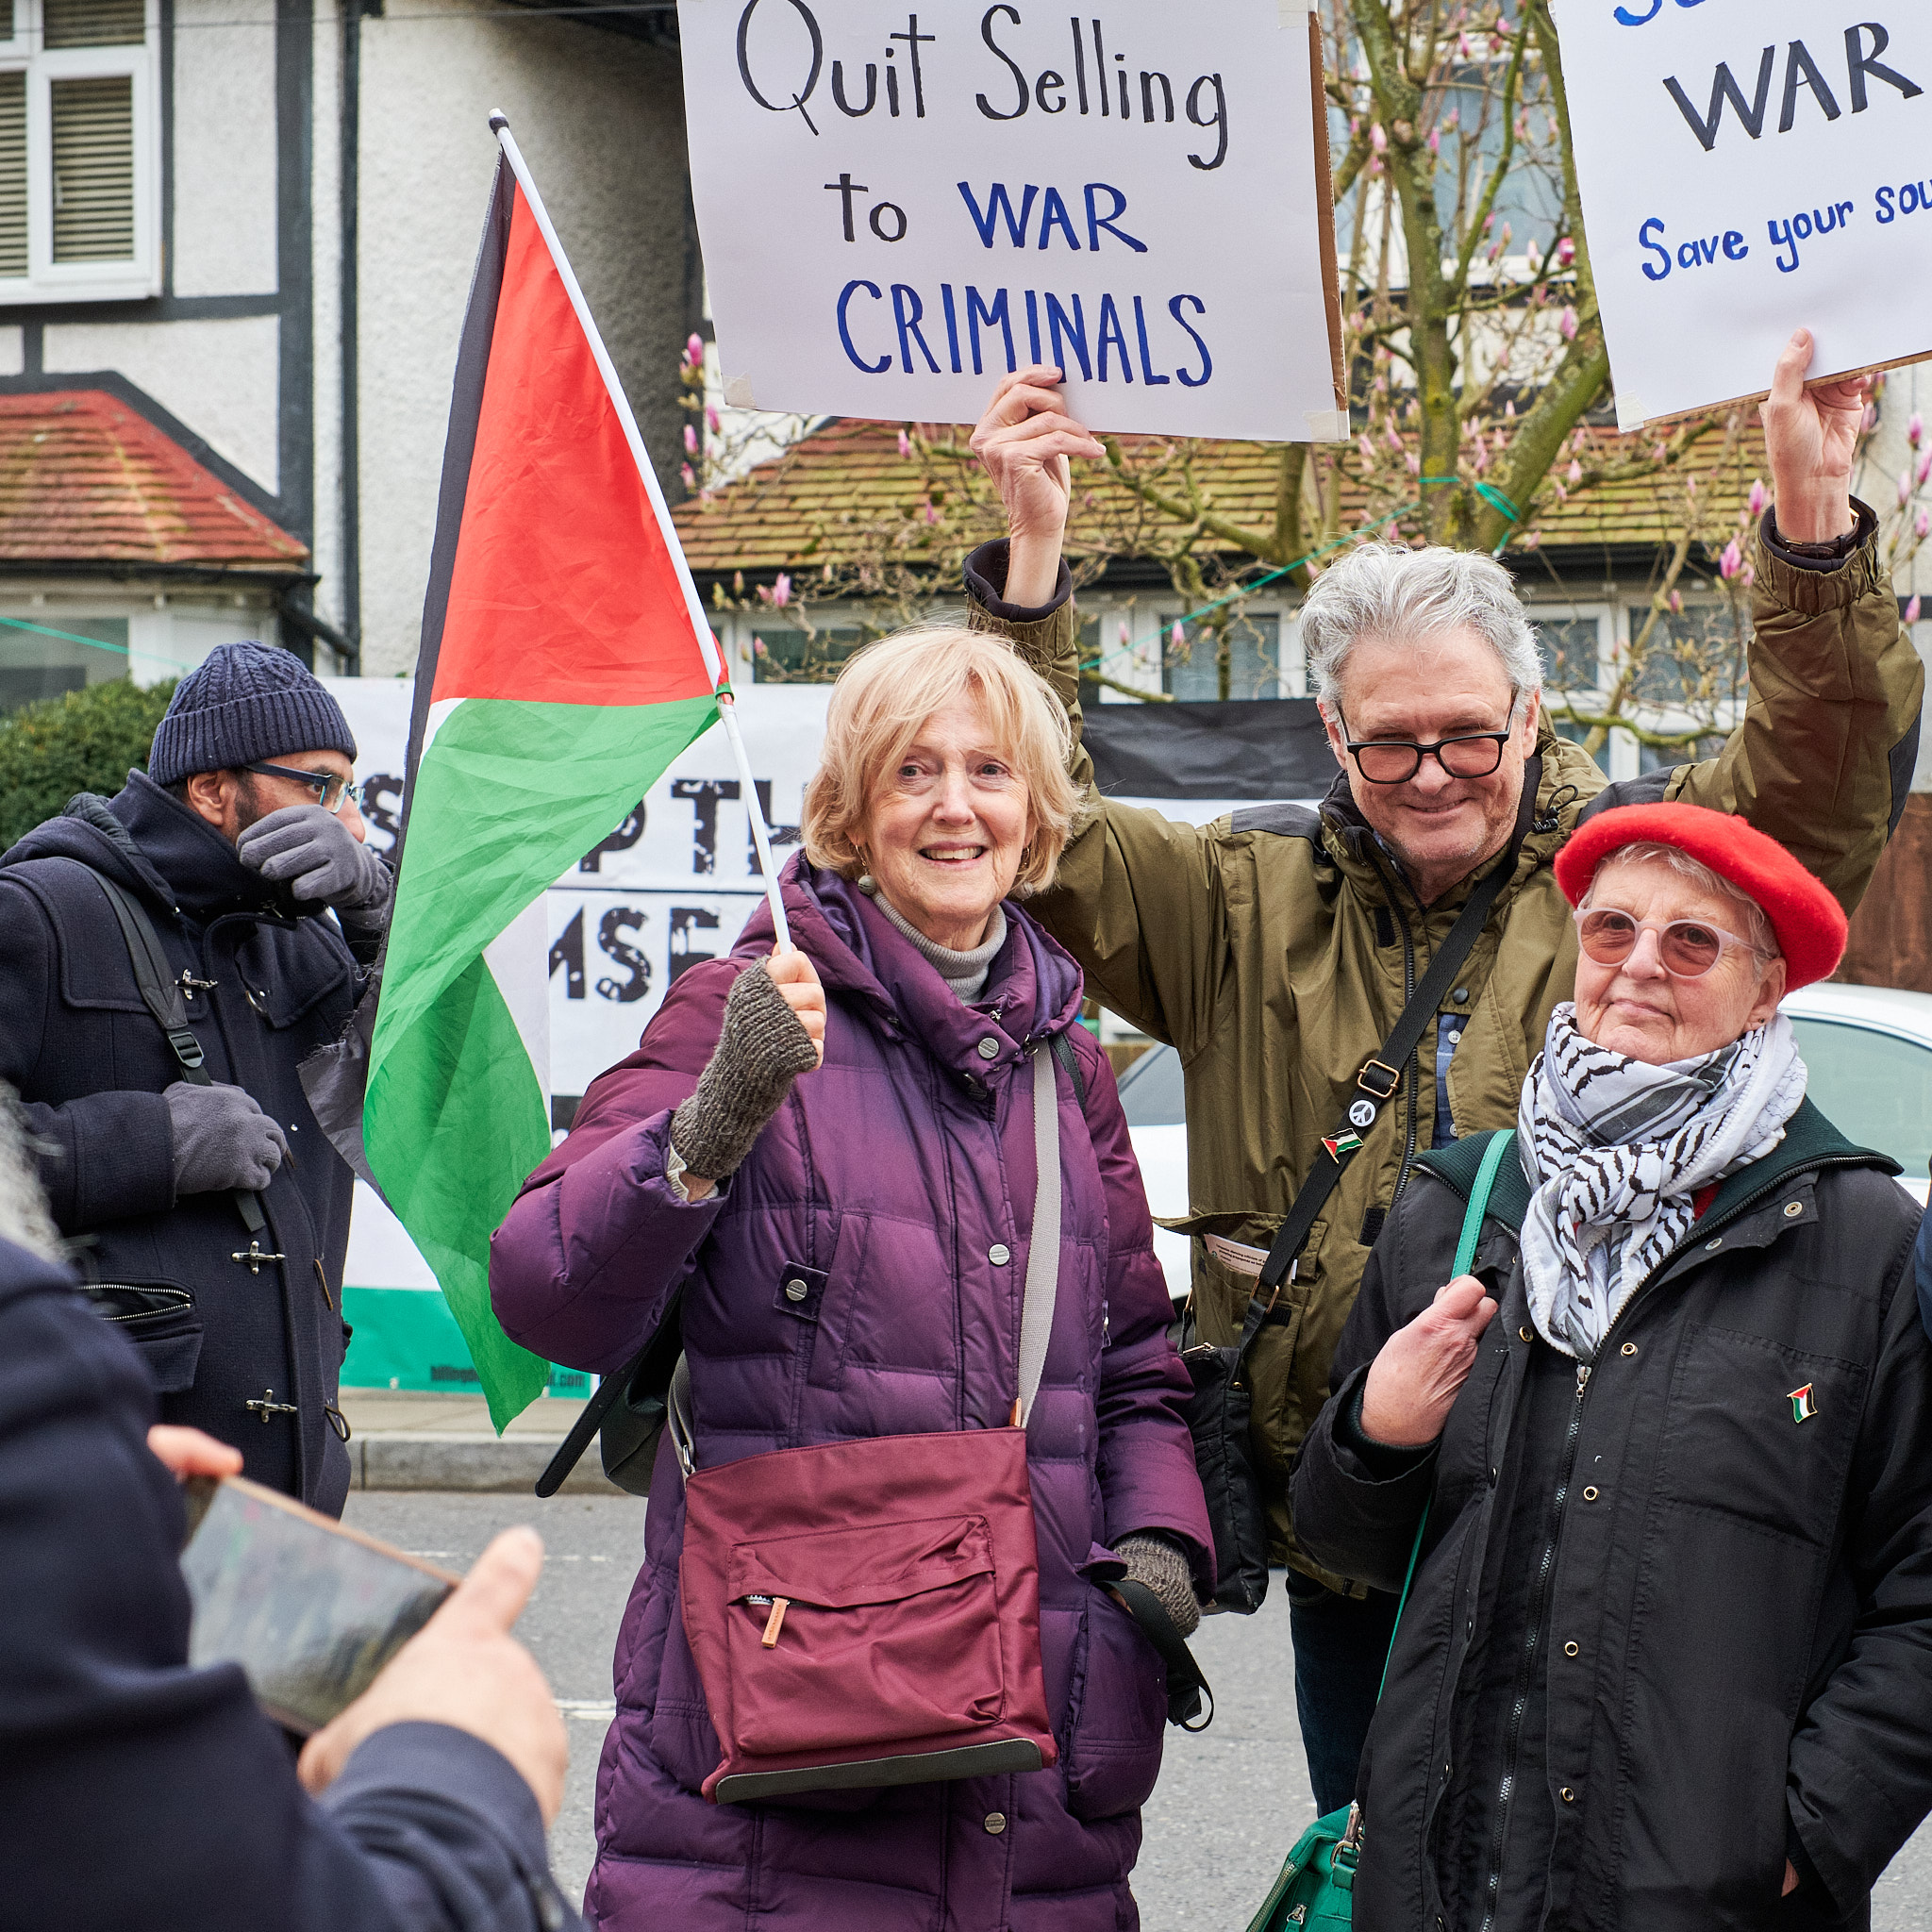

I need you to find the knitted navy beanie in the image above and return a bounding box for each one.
[147,641,357,789]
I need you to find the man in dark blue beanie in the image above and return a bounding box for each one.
[0,641,394,1513]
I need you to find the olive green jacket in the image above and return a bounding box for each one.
[967,520,1924,1584]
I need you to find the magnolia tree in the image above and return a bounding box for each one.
[679,0,1932,744]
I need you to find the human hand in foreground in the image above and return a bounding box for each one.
[1359,1275,1499,1449]
[1759,326,1867,543]
[148,1424,243,1479]
[1784,1862,1800,1896]
[165,1080,288,1194]
[970,365,1107,607]
[298,1526,568,1825]
[239,804,391,915]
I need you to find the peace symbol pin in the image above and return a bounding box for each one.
[1788,1384,1818,1424]
[1348,1098,1377,1130]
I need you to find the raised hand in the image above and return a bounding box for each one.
[1359,1274,1500,1450]
[1760,327,1866,544]
[765,944,826,1067]
[969,366,1106,607]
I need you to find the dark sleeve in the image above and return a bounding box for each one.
[0,880,175,1232]
[0,1241,574,1932]
[1762,498,1878,573]
[1291,1195,1441,1595]
[1912,1200,1932,1348]
[1785,1208,1932,1912]
[962,538,1074,624]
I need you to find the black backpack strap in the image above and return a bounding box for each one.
[71,862,268,1237]
[1109,1578,1214,1730]
[1048,1027,1088,1109]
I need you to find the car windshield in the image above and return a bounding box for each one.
[1117,1044,1185,1127]
[1787,1017,1932,1181]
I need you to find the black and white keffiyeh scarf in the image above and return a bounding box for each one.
[1516,1004,1807,1361]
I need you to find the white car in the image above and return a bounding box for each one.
[1119,981,1932,1302]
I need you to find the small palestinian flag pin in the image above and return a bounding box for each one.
[1323,1130,1365,1163]
[1788,1383,1818,1424]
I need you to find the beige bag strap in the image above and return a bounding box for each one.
[1014,1043,1062,1426]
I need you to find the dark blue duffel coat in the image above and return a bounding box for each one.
[0,772,367,1510]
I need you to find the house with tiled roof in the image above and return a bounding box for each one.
[673,411,1788,788]
[0,0,699,704]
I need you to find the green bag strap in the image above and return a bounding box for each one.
[1374,1128,1515,1701]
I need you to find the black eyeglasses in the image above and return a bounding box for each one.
[1338,704,1520,786]
[242,760,354,815]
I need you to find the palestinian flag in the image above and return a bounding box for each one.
[365,147,720,1426]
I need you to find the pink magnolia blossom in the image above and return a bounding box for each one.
[1568,459,1583,486]
[1553,482,1568,504]
[1428,127,1441,155]
[1907,595,1924,624]
[687,332,705,364]
[1668,589,1685,615]
[1387,424,1405,452]
[683,424,698,455]
[679,462,694,490]
[1558,307,1578,341]
[1457,30,1473,57]
[773,573,792,608]
[706,405,722,434]
[1406,452,1422,475]
[1919,508,1931,541]
[1911,412,1925,449]
[1719,540,1742,580]
[1170,622,1186,652]
[1443,107,1460,133]
[1370,123,1388,154]
[897,429,912,459]
[754,636,768,656]
[923,502,940,525]
[1748,479,1767,519]
[1521,530,1541,550]
[1918,451,1932,487]
[1358,432,1376,461]
[1902,472,1914,508]
[1555,237,1575,270]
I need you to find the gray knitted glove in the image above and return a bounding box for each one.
[670,964,822,1182]
[165,1081,289,1194]
[1118,1532,1203,1638]
[238,805,392,919]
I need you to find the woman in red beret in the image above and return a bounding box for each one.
[1292,803,1932,1929]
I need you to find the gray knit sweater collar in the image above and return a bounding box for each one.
[863,884,1008,1005]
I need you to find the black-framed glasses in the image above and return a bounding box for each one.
[242,760,354,815]
[1338,705,1519,786]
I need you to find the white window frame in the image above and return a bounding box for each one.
[0,0,160,307]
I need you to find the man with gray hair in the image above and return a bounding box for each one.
[961,330,1924,1808]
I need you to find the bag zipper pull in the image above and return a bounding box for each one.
[761,1597,791,1649]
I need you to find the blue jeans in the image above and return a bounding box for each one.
[1287,1571,1402,1816]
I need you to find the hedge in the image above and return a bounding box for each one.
[0,679,176,850]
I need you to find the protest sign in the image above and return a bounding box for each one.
[678,0,1345,441]
[1557,0,1932,427]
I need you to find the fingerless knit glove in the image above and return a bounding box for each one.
[669,964,821,1183]
[1117,1532,1202,1638]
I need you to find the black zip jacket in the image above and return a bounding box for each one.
[0,774,369,1510]
[1292,1105,1932,1930]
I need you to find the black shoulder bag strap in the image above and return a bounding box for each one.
[75,864,269,1238]
[1241,792,1536,1357]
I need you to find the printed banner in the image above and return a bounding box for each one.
[1557,0,1932,425]
[678,0,1345,440]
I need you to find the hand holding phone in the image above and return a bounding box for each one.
[298,1526,570,1825]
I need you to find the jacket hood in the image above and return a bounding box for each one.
[2,772,289,924]
[737,856,1088,1077]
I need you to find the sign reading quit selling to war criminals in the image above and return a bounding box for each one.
[1557,0,1932,427]
[678,1,1346,442]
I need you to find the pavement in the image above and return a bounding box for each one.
[337,1388,623,1495]
[340,1492,1932,1928]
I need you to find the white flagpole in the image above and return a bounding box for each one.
[488,110,792,950]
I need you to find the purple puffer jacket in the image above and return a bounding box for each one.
[491,858,1210,1932]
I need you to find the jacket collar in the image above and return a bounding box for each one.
[736,857,1087,1079]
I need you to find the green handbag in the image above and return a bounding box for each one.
[1242,1129,1516,1932]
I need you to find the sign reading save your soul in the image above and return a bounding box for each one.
[1559,0,1932,428]
[679,1,1345,441]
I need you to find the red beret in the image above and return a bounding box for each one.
[1555,802,1847,991]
